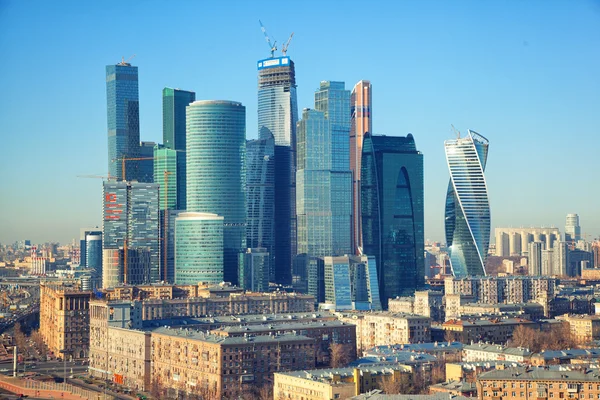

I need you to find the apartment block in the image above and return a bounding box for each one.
[463,343,532,363]
[556,314,600,344]
[442,318,537,344]
[39,282,91,359]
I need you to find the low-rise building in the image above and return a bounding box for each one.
[152,328,316,398]
[442,318,537,344]
[274,364,412,400]
[556,314,600,344]
[463,343,532,363]
[529,348,600,366]
[39,281,91,359]
[351,394,470,400]
[476,367,600,400]
[363,342,463,363]
[445,361,522,382]
[337,312,431,352]
[429,380,477,397]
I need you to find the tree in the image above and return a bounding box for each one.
[329,342,354,368]
[444,329,462,343]
[13,322,27,352]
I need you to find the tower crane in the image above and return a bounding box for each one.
[282,32,294,56]
[259,20,277,58]
[118,54,136,66]
[451,124,461,139]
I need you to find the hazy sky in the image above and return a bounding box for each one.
[0,0,599,245]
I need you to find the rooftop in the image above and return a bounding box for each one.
[478,366,600,382]
[276,364,412,383]
[151,326,313,345]
[350,392,471,400]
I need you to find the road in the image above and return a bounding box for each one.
[0,359,88,378]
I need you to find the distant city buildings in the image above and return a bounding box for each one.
[186,100,246,285]
[495,227,560,257]
[565,213,581,242]
[361,133,424,303]
[444,130,490,277]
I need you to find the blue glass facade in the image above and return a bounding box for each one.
[138,141,155,183]
[186,100,246,285]
[296,82,352,261]
[163,88,195,211]
[85,233,103,274]
[361,133,425,305]
[258,57,298,285]
[175,212,224,285]
[444,130,490,277]
[246,134,275,281]
[324,256,353,311]
[106,64,139,181]
[153,145,178,210]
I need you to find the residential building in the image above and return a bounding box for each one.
[463,343,532,363]
[106,61,140,181]
[429,381,477,397]
[565,213,581,242]
[337,312,431,352]
[476,367,600,400]
[350,80,372,255]
[245,135,275,282]
[39,282,91,359]
[445,361,521,383]
[174,212,224,285]
[444,130,490,277]
[414,291,444,322]
[443,276,557,305]
[441,317,537,344]
[186,100,246,285]
[528,241,544,276]
[494,227,560,257]
[361,133,424,304]
[257,55,298,285]
[152,328,315,398]
[352,394,469,400]
[274,364,412,400]
[556,314,600,344]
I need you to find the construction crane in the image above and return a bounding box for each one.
[112,156,157,181]
[118,54,136,66]
[451,124,461,139]
[259,20,277,58]
[281,32,294,56]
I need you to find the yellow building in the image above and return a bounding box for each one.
[556,314,600,344]
[274,365,412,400]
[39,281,91,359]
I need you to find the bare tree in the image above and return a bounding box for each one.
[329,342,354,368]
[444,329,462,343]
[257,383,273,400]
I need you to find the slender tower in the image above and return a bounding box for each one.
[444,130,491,277]
[257,55,298,285]
[350,80,372,254]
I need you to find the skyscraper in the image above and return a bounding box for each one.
[163,87,195,210]
[257,55,298,285]
[138,141,155,183]
[85,232,102,274]
[153,145,178,210]
[528,241,543,276]
[174,212,224,285]
[186,100,246,285]
[361,133,424,304]
[565,213,581,242]
[350,80,372,254]
[106,61,139,181]
[296,82,353,262]
[246,134,275,280]
[102,180,160,287]
[444,130,490,277]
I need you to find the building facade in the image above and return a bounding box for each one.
[495,227,560,257]
[361,133,424,303]
[444,130,490,277]
[186,100,246,285]
[565,213,581,242]
[106,62,140,181]
[257,56,298,285]
[350,80,372,256]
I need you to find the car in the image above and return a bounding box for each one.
[0,368,9,372]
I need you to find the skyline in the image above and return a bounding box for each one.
[1,0,599,244]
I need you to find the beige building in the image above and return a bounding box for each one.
[387,297,414,314]
[388,292,444,322]
[337,312,431,352]
[39,281,91,359]
[476,367,600,400]
[274,364,412,400]
[556,314,600,344]
[442,318,537,344]
[151,328,316,398]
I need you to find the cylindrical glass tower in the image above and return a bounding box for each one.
[186,100,246,285]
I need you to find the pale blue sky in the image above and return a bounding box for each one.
[0,0,599,245]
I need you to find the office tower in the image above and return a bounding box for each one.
[323,256,353,311]
[163,88,195,210]
[102,247,151,288]
[257,55,298,285]
[106,61,140,181]
[350,80,372,255]
[174,212,224,285]
[138,141,155,183]
[241,248,270,292]
[296,82,352,261]
[186,100,246,285]
[153,145,178,210]
[160,209,183,283]
[246,134,275,281]
[444,130,490,277]
[361,133,424,305]
[565,213,581,242]
[80,227,101,267]
[102,181,160,287]
[85,232,102,273]
[528,241,543,276]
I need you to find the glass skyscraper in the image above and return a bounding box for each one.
[444,130,490,277]
[296,82,352,262]
[174,212,224,285]
[361,133,424,304]
[138,141,155,183]
[350,80,372,254]
[85,233,102,273]
[246,134,275,280]
[102,180,160,287]
[186,100,246,285]
[153,145,178,210]
[257,56,298,285]
[106,62,139,181]
[163,87,195,211]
